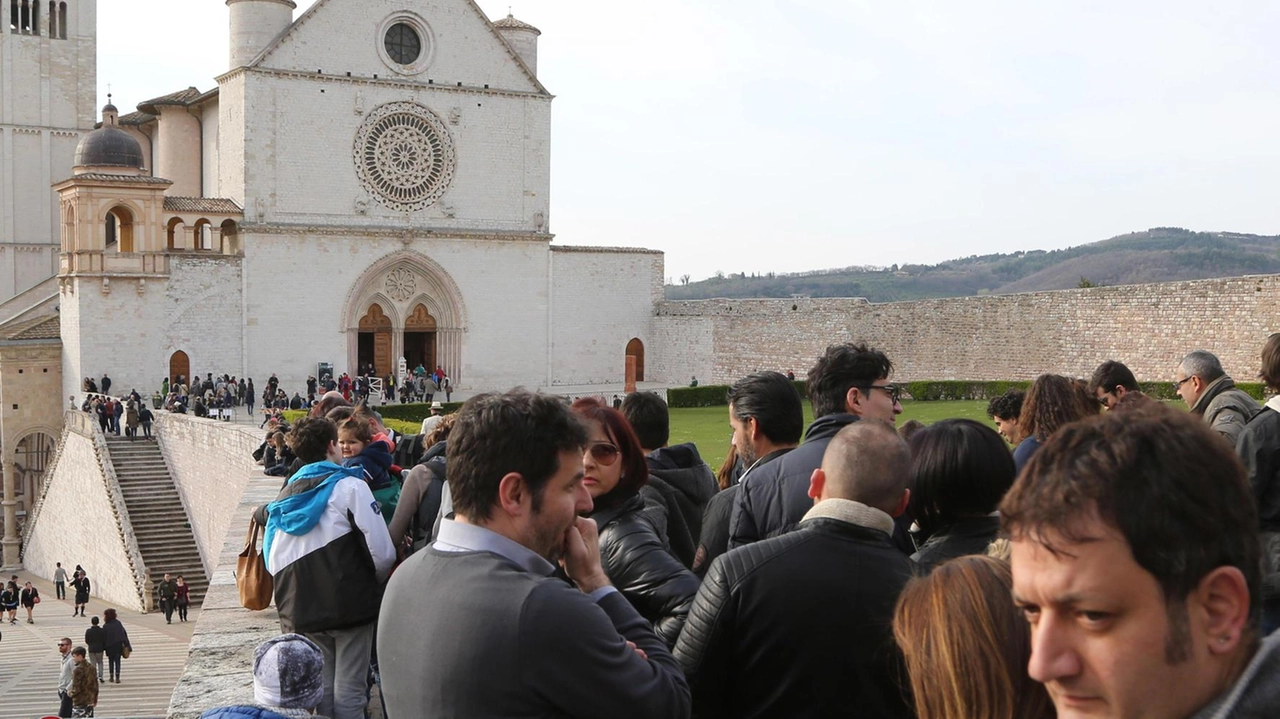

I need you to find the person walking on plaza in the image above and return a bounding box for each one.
[111,398,123,436]
[54,562,68,600]
[69,646,98,717]
[175,576,190,622]
[85,616,106,685]
[20,581,40,623]
[2,580,18,623]
[57,636,74,718]
[157,573,177,624]
[1176,349,1261,447]
[102,608,130,684]
[72,570,90,617]
[125,400,140,440]
[139,404,154,440]
[100,373,111,396]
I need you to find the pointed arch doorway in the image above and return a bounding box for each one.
[404,304,437,375]
[358,305,394,377]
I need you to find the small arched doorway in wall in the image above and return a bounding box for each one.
[105,205,135,253]
[14,432,56,516]
[404,304,437,377]
[193,219,212,250]
[358,304,394,377]
[169,350,190,386]
[166,217,184,250]
[220,220,240,254]
[626,338,645,382]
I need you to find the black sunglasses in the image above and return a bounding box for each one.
[587,442,620,466]
[863,383,903,403]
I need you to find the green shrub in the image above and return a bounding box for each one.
[902,381,1031,402]
[1139,381,1267,401]
[376,402,463,424]
[668,385,731,408]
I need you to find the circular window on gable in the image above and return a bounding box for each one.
[377,13,435,76]
[385,23,421,65]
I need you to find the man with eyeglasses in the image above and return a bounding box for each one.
[1175,349,1260,447]
[1088,359,1144,411]
[57,637,74,718]
[730,342,902,548]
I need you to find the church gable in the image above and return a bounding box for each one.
[252,0,545,95]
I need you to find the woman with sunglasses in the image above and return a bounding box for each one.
[571,398,701,648]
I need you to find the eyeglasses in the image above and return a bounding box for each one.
[864,383,903,403]
[1175,376,1194,388]
[586,442,620,466]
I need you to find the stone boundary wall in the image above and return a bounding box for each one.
[22,412,148,611]
[156,413,264,578]
[653,273,1280,386]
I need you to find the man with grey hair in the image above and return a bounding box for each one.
[1175,349,1260,446]
[675,420,914,719]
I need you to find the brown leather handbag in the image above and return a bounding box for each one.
[236,517,274,610]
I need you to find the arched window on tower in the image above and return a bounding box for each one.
[57,0,64,38]
[30,0,38,36]
[9,0,17,33]
[47,0,54,38]
[105,206,135,253]
[19,0,30,34]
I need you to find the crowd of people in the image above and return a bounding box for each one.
[197,336,1280,719]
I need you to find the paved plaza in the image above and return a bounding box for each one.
[0,574,197,719]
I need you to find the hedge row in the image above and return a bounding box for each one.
[671,379,1271,407]
[279,401,464,427]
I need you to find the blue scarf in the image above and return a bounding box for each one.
[262,462,361,561]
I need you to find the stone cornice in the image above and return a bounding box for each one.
[551,244,663,256]
[215,66,554,101]
[242,222,555,243]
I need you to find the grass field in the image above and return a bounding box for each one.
[669,400,996,470]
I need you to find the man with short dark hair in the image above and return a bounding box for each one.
[985,389,1025,443]
[1235,332,1280,635]
[730,342,901,547]
[57,636,74,717]
[157,572,177,624]
[68,646,97,717]
[378,390,690,718]
[694,372,802,576]
[1176,349,1260,446]
[1003,403,1280,718]
[621,392,717,568]
[1089,359,1143,410]
[84,616,105,684]
[256,417,395,719]
[676,421,914,719]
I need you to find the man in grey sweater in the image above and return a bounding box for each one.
[378,390,690,719]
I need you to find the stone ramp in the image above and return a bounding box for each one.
[0,574,197,719]
[104,436,209,607]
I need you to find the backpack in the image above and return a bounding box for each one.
[393,433,426,469]
[410,459,447,552]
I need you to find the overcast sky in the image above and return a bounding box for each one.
[100,1,1280,282]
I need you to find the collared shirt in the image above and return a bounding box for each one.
[58,651,74,693]
[434,519,617,602]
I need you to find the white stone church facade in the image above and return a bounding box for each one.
[8,0,665,407]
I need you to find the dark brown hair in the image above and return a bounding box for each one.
[716,442,739,491]
[338,416,372,444]
[908,419,1015,535]
[1260,332,1280,391]
[571,397,650,508]
[894,556,1053,719]
[1017,374,1090,442]
[447,391,588,522]
[1001,403,1262,643]
[287,417,338,464]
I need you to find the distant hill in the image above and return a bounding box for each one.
[664,228,1280,303]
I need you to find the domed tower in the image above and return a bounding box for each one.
[73,100,146,175]
[227,0,296,69]
[493,13,541,76]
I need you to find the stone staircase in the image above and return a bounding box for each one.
[104,435,209,606]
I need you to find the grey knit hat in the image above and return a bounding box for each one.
[252,634,325,709]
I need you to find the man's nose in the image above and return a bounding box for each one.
[1027,614,1083,684]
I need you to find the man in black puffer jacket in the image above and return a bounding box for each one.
[676,421,914,719]
[729,342,901,548]
[622,393,717,568]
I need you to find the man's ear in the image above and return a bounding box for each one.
[497,472,530,517]
[1195,566,1251,656]
[845,386,864,415]
[747,416,764,444]
[808,468,826,501]
[890,488,910,518]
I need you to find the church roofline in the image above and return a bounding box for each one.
[52,173,174,190]
[163,197,243,214]
[240,222,555,243]
[0,313,60,343]
[551,245,664,256]
[239,0,550,96]
[137,86,214,115]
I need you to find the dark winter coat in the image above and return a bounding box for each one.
[675,502,914,719]
[592,492,702,648]
[103,618,130,651]
[84,625,106,653]
[729,413,860,547]
[1237,401,1280,602]
[694,447,794,577]
[642,444,718,568]
[910,515,1002,573]
[1192,375,1261,448]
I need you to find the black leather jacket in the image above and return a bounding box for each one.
[910,515,1001,573]
[592,491,702,648]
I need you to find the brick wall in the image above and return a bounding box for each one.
[653,274,1280,385]
[22,428,145,611]
[156,413,263,577]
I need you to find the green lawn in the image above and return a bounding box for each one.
[669,400,997,470]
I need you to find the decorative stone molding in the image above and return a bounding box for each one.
[383,267,417,302]
[216,66,553,101]
[241,222,552,243]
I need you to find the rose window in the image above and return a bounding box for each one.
[353,102,456,212]
[384,268,417,302]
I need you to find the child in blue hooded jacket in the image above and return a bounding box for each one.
[337,417,400,524]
